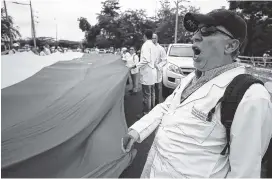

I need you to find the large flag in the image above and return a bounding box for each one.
[1,54,136,177]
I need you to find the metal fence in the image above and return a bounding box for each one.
[237,56,272,68]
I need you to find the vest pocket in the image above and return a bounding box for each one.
[172,106,217,144]
[191,106,211,123]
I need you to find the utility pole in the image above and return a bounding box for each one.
[30,0,37,48]
[3,0,13,49]
[55,18,58,42]
[174,0,179,43]
[56,24,58,42]
[11,1,38,48]
[155,0,157,21]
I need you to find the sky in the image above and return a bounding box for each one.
[2,0,229,41]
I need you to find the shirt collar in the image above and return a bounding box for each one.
[197,62,241,79]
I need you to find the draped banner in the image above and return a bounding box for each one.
[1,54,136,178]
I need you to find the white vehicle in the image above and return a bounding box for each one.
[162,43,195,98]
[99,49,107,54]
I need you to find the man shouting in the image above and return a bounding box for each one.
[122,9,272,178]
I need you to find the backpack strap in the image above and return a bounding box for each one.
[220,74,264,155]
[207,74,264,155]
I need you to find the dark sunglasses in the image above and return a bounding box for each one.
[195,26,234,39]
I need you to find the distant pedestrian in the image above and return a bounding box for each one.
[135,30,157,117]
[152,33,167,105]
[121,48,132,85]
[50,46,56,53]
[126,47,140,94]
[40,48,46,56]
[263,51,270,67]
[57,46,64,53]
[43,45,51,55]
[31,47,39,55]
[8,43,19,55]
[121,48,131,62]
[115,48,121,55]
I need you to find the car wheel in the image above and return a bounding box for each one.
[162,84,173,99]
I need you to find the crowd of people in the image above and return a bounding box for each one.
[35,45,74,56]
[121,9,272,178]
[2,43,75,56]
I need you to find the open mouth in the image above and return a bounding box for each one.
[192,46,201,61]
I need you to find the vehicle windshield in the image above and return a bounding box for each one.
[169,46,193,57]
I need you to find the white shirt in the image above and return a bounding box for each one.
[137,40,157,85]
[44,48,51,55]
[122,52,131,62]
[8,49,16,55]
[263,53,269,58]
[40,51,46,56]
[126,53,139,74]
[129,66,272,178]
[154,43,167,83]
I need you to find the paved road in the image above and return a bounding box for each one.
[120,82,161,178]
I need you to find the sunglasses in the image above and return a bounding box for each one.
[195,26,235,39]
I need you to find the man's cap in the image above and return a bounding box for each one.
[184,9,247,44]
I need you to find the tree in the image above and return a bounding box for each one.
[155,0,199,44]
[1,8,21,46]
[77,17,91,32]
[58,40,81,48]
[19,38,32,47]
[78,0,158,49]
[229,1,272,56]
[85,25,101,48]
[77,0,200,49]
[117,9,156,49]
[97,0,121,41]
[33,37,55,47]
[95,34,112,48]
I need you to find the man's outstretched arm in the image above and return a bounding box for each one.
[128,85,180,143]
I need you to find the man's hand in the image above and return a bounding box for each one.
[121,130,139,153]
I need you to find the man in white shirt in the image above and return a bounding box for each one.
[126,47,140,94]
[43,45,51,55]
[121,9,272,178]
[122,48,132,85]
[122,48,131,63]
[135,30,157,117]
[152,34,167,105]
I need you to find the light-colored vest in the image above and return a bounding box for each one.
[153,66,247,177]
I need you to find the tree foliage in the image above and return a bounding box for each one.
[229,1,272,56]
[77,0,199,49]
[77,17,91,32]
[1,8,21,42]
[155,0,199,44]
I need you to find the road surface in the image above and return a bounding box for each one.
[120,81,164,178]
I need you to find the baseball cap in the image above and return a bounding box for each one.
[184,9,247,45]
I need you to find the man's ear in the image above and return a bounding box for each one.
[225,39,240,54]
